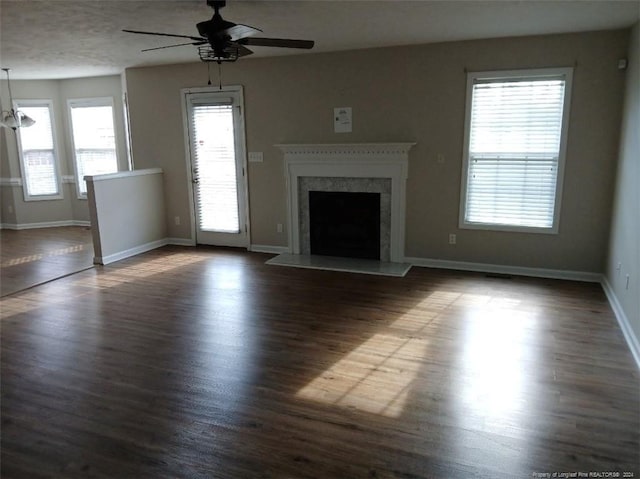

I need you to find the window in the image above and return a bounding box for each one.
[68,98,118,197]
[15,100,62,200]
[460,68,573,233]
[189,99,240,233]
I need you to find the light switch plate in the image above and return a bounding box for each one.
[248,152,264,163]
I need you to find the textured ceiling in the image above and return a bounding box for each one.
[1,0,639,80]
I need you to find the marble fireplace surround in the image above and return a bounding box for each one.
[277,143,415,263]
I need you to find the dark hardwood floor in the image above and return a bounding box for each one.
[1,246,638,478]
[0,226,94,297]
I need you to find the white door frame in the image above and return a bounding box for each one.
[181,85,250,247]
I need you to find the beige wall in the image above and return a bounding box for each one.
[606,22,639,350]
[0,75,127,226]
[125,29,629,273]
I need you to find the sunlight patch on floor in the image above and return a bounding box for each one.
[0,290,67,320]
[1,252,210,319]
[297,333,430,417]
[1,245,85,267]
[459,300,535,426]
[79,252,207,289]
[296,289,464,417]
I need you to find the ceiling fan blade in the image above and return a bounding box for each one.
[220,24,262,41]
[123,29,205,42]
[236,44,254,57]
[141,41,207,52]
[239,37,314,49]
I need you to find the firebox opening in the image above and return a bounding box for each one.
[309,191,381,260]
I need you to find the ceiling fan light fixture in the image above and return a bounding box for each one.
[19,111,35,128]
[198,45,238,63]
[1,110,21,130]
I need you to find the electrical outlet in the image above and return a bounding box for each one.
[448,233,456,245]
[617,262,622,275]
[437,154,445,164]
[174,216,180,226]
[277,223,283,233]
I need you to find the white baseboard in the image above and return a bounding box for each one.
[405,256,601,283]
[0,220,90,230]
[95,237,197,265]
[601,277,640,370]
[167,237,196,246]
[249,244,290,254]
[94,239,169,265]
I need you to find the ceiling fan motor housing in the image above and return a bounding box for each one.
[197,17,235,39]
[199,0,230,37]
[206,0,226,10]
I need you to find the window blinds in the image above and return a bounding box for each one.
[190,102,240,233]
[465,77,567,229]
[70,105,118,194]
[17,105,59,197]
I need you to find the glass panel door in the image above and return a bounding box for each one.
[185,88,248,247]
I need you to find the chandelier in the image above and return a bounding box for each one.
[1,68,35,130]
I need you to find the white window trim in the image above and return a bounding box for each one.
[14,99,63,202]
[67,96,119,200]
[458,67,573,234]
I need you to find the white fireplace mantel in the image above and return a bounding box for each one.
[276,143,415,263]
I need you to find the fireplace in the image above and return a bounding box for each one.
[277,143,415,264]
[298,176,392,260]
[309,191,381,260]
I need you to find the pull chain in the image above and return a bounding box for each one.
[205,61,223,89]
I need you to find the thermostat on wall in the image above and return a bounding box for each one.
[334,107,352,133]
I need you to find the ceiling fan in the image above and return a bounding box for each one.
[123,0,314,64]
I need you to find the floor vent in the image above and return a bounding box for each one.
[485,272,513,279]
